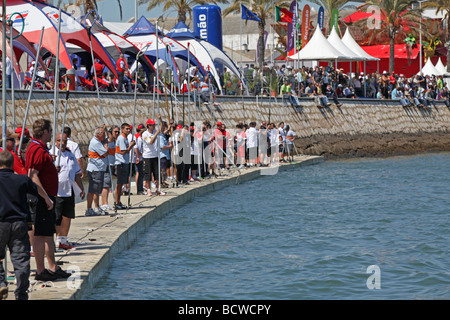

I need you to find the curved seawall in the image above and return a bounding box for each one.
[4,90,450,159]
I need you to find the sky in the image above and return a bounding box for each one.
[54,1,364,23]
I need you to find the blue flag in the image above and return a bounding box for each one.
[241,4,261,22]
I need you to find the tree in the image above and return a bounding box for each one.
[421,0,450,72]
[223,0,287,69]
[52,0,123,20]
[360,0,423,73]
[141,0,227,24]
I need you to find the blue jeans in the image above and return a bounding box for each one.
[0,220,30,300]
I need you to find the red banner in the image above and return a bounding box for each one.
[301,5,310,49]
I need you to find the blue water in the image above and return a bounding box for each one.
[86,153,449,300]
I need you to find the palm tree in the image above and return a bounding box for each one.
[141,0,227,24]
[360,0,423,73]
[54,0,124,20]
[223,0,287,69]
[309,0,355,35]
[421,0,450,72]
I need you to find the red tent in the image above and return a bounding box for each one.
[2,0,117,76]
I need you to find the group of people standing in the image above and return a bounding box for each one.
[0,114,297,300]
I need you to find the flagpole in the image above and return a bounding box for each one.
[240,3,242,77]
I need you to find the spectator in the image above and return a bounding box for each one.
[51,133,85,251]
[25,119,71,281]
[114,123,136,210]
[0,151,39,300]
[101,125,119,212]
[86,125,109,216]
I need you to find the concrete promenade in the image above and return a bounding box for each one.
[3,155,323,300]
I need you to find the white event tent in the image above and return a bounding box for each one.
[327,26,364,62]
[421,58,442,76]
[341,28,379,62]
[435,58,447,75]
[288,27,352,64]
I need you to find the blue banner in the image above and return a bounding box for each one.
[318,6,324,31]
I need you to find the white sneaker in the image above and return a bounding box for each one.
[93,207,108,216]
[85,208,95,216]
[101,204,113,211]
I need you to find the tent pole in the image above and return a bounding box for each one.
[18,26,45,155]
[9,20,15,131]
[52,7,62,157]
[2,0,7,149]
[364,60,367,97]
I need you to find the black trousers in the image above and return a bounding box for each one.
[0,220,30,300]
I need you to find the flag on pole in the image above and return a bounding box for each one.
[301,4,311,49]
[330,8,339,32]
[241,4,261,22]
[318,6,324,31]
[287,1,297,54]
[275,6,293,23]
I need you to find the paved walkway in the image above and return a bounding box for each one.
[3,155,323,300]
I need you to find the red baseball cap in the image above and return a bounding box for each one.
[176,125,182,130]
[15,127,30,137]
[137,124,145,130]
[217,122,222,126]
[146,119,156,125]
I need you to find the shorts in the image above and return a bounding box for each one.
[87,170,104,194]
[286,144,294,154]
[279,145,284,153]
[248,147,258,160]
[160,157,169,170]
[34,195,56,237]
[55,194,75,225]
[143,157,158,181]
[116,163,130,185]
[103,167,112,188]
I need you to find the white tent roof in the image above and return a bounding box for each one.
[342,28,379,61]
[327,26,365,61]
[289,27,351,61]
[435,58,447,75]
[422,58,442,76]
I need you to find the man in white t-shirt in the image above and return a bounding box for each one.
[142,118,165,196]
[278,122,287,162]
[245,122,259,166]
[51,133,85,250]
[64,126,84,178]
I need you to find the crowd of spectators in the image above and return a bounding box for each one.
[235,63,450,108]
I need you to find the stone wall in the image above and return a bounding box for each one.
[4,90,450,159]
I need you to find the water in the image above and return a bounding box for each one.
[86,153,449,300]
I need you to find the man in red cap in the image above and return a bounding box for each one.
[142,118,163,196]
[0,130,27,175]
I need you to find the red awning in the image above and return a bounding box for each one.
[361,44,420,59]
[342,11,381,24]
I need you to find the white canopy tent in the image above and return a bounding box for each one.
[327,26,365,62]
[288,27,352,63]
[435,58,447,75]
[341,28,379,62]
[422,58,442,76]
